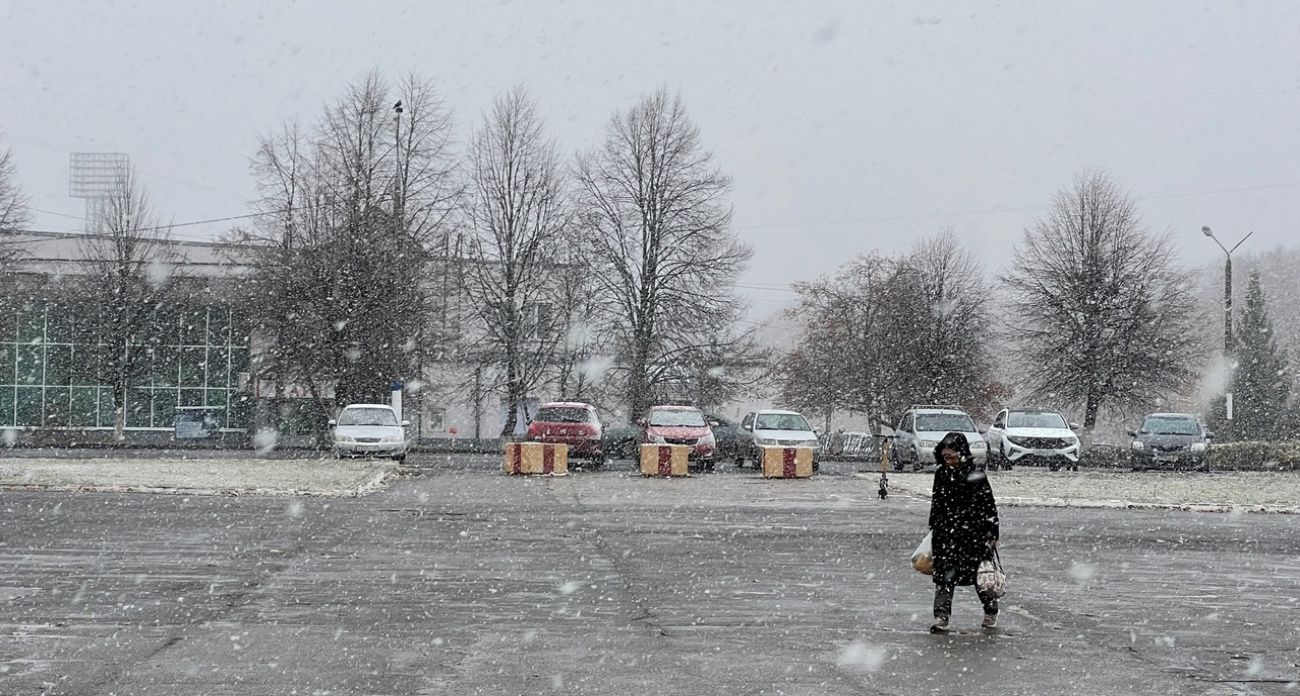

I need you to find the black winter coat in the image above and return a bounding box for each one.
[928,460,999,586]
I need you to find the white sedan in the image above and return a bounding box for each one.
[330,404,409,461]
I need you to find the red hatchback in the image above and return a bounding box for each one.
[637,405,718,471]
[527,402,605,467]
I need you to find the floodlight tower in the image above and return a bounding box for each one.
[69,153,129,232]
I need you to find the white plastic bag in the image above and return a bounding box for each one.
[977,551,1007,597]
[911,532,933,575]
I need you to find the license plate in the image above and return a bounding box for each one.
[1032,449,1057,457]
[1154,454,1178,462]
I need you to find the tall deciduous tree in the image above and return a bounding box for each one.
[0,145,30,273]
[1004,171,1203,431]
[1227,271,1291,440]
[463,87,568,437]
[898,230,998,412]
[576,89,752,418]
[780,234,1000,430]
[232,72,460,424]
[74,169,185,441]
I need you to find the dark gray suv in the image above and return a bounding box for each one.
[1128,413,1213,472]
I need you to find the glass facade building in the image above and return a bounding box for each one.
[0,304,251,431]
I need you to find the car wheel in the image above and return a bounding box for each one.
[1048,462,1059,472]
[704,460,716,473]
[589,454,606,469]
[734,455,744,469]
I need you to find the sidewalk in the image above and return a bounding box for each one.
[875,469,1300,513]
[0,455,396,497]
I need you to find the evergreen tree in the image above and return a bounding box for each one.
[1230,271,1292,441]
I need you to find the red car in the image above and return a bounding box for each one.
[526,402,605,468]
[636,405,718,472]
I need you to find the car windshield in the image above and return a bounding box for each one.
[337,408,398,427]
[1007,411,1068,428]
[534,407,589,423]
[916,413,976,432]
[755,413,811,431]
[648,409,706,427]
[1141,417,1200,436]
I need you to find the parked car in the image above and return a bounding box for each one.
[890,405,987,471]
[526,402,605,468]
[330,404,408,461]
[637,405,718,472]
[985,407,1081,471]
[602,423,639,460]
[705,413,742,459]
[734,409,821,471]
[1129,413,1212,471]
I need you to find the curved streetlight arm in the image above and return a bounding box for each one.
[1227,231,1254,255]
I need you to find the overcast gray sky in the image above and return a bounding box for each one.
[3,0,1297,317]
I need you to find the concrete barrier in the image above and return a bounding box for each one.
[760,446,814,478]
[639,444,690,477]
[504,442,568,475]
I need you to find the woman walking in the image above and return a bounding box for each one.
[928,431,1000,633]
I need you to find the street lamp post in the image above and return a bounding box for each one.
[1201,226,1253,420]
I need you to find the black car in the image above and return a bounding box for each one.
[602,424,639,459]
[705,413,742,459]
[1128,413,1213,471]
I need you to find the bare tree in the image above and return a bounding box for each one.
[463,87,569,437]
[230,72,460,427]
[0,145,30,271]
[780,236,1000,430]
[898,230,999,415]
[73,170,186,441]
[1003,171,1203,431]
[576,88,752,417]
[548,228,611,405]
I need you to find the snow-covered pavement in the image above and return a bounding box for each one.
[1,452,1298,513]
[879,469,1300,513]
[0,455,393,497]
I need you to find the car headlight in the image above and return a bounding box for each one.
[919,439,938,449]
[699,432,716,446]
[969,440,987,451]
[757,437,779,446]
[336,434,355,443]
[1065,437,1079,449]
[1191,442,1207,453]
[381,435,402,443]
[647,434,666,444]
[1131,440,1145,451]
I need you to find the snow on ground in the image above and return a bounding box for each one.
[0,456,395,497]
[1,455,1297,512]
[879,469,1300,513]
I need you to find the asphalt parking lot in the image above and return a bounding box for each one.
[2,449,1298,695]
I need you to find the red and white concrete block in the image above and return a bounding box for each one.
[760,446,815,478]
[503,442,569,475]
[639,444,691,477]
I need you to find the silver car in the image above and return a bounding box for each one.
[330,404,409,461]
[735,409,821,471]
[890,405,987,471]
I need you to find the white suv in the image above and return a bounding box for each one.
[890,405,987,471]
[985,407,1081,471]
